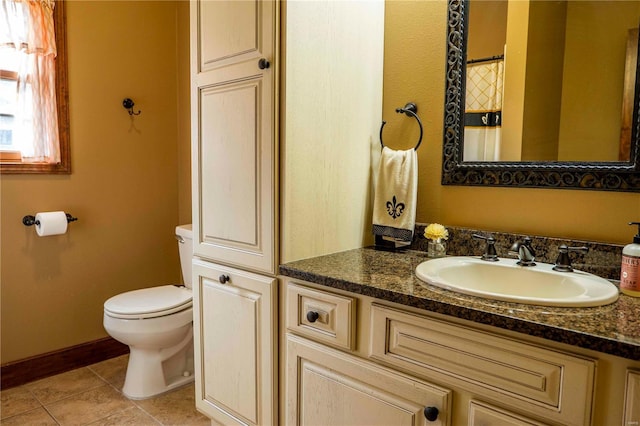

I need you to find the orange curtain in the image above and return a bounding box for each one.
[0,0,59,163]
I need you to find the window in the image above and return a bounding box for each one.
[0,0,70,174]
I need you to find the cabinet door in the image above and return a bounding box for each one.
[625,370,640,425]
[193,260,277,425]
[286,335,452,426]
[191,0,277,274]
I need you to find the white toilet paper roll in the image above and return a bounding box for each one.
[35,211,68,236]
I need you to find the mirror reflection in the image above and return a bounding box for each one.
[463,0,640,163]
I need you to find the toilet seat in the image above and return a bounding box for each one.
[104,285,192,320]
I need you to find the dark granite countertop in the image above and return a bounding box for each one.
[279,247,640,361]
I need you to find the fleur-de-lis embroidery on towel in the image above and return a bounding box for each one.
[386,196,405,219]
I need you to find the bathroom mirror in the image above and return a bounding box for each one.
[442,0,640,191]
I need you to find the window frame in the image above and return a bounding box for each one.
[0,0,70,174]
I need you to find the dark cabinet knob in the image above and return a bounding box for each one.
[219,274,230,284]
[424,406,439,422]
[258,58,270,69]
[306,311,319,323]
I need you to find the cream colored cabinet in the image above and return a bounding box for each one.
[192,259,277,425]
[190,0,278,423]
[190,0,277,275]
[284,283,451,426]
[282,279,633,426]
[191,0,387,423]
[286,335,452,426]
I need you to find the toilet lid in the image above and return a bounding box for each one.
[104,285,192,319]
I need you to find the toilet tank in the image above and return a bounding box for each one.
[176,224,193,288]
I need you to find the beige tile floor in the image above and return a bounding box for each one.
[0,355,211,425]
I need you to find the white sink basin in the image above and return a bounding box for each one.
[415,256,619,307]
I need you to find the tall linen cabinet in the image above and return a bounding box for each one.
[190,1,278,425]
[190,1,385,424]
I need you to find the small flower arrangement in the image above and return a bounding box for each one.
[424,223,449,242]
[424,223,448,258]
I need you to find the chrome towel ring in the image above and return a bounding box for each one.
[380,102,423,151]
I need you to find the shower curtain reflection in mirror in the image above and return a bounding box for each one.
[463,58,504,161]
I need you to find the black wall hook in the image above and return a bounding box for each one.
[123,98,141,116]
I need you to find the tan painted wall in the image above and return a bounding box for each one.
[558,1,640,161]
[177,1,192,225]
[466,0,507,60]
[501,0,527,161]
[521,0,566,161]
[0,0,191,364]
[384,0,639,245]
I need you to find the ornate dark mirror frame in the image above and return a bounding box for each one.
[442,0,640,191]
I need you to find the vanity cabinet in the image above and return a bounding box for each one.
[282,278,629,426]
[192,259,277,425]
[285,283,451,425]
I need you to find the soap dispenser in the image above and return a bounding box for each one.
[621,221,640,297]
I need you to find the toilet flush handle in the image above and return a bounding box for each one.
[219,274,230,284]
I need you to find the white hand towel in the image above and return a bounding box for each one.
[372,146,418,243]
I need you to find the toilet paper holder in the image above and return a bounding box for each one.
[22,213,78,227]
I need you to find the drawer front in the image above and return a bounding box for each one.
[370,304,596,426]
[287,283,356,350]
[469,401,549,426]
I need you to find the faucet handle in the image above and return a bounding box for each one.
[553,244,589,272]
[472,234,499,261]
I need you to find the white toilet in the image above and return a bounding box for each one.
[103,224,194,400]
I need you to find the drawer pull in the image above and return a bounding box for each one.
[219,274,230,284]
[306,311,320,323]
[424,406,439,422]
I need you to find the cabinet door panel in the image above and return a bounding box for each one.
[202,278,258,420]
[193,75,275,273]
[199,81,259,246]
[192,0,274,84]
[193,260,277,425]
[287,335,451,426]
[469,401,548,426]
[198,0,258,70]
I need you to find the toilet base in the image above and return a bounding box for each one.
[123,370,194,400]
[122,327,195,400]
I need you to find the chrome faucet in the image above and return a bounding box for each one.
[553,244,589,272]
[510,237,536,266]
[472,234,499,261]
